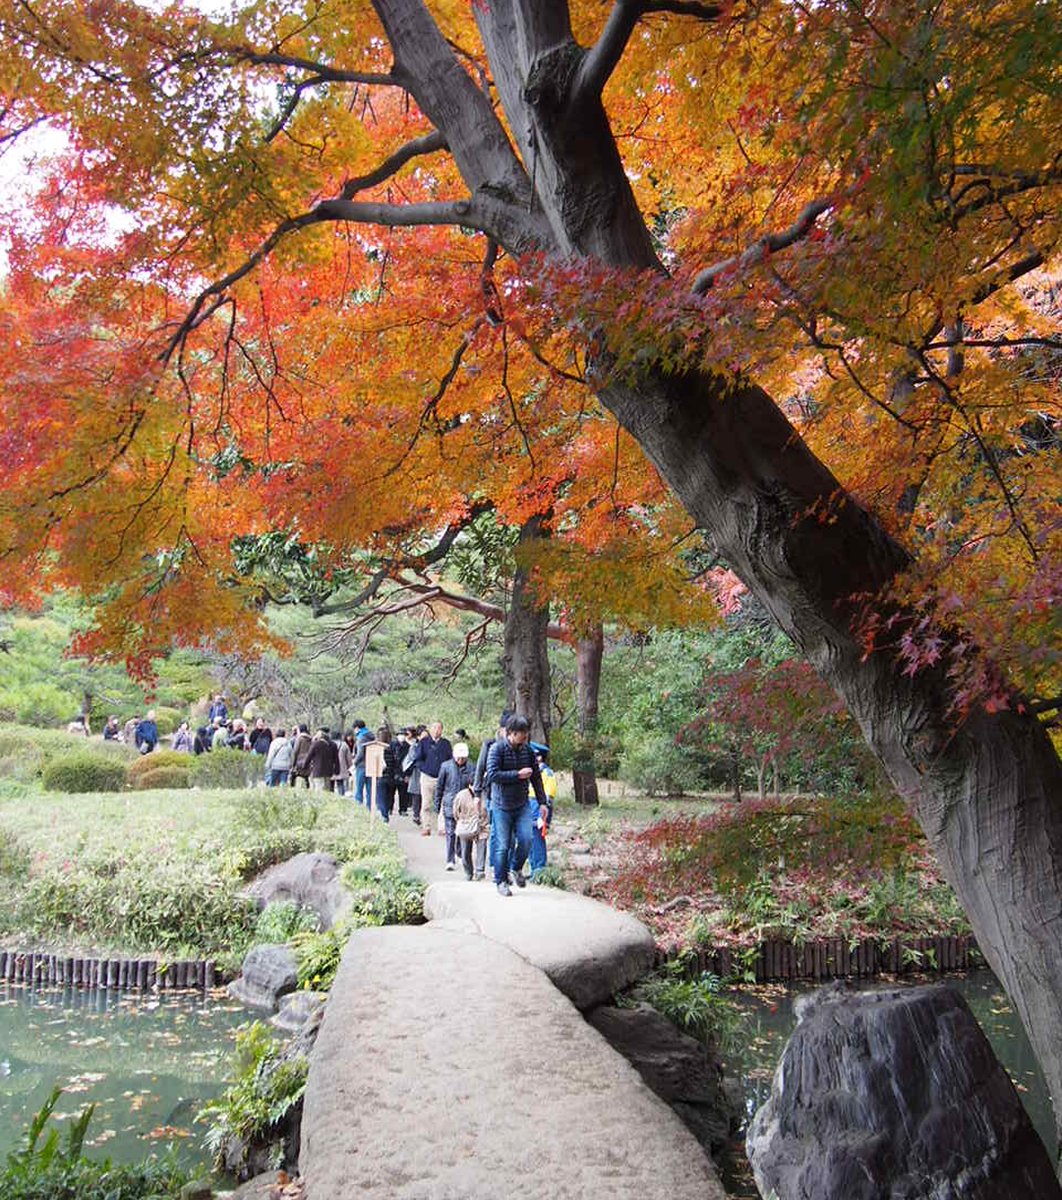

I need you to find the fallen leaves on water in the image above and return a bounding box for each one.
[144,1124,192,1139]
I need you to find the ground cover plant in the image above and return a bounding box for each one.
[198,1021,308,1178]
[0,770,404,961]
[584,793,969,954]
[2,1087,196,1200]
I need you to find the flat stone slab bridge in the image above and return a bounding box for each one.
[297,821,728,1199]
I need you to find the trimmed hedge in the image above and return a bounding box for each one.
[41,752,128,794]
[130,765,193,790]
[125,749,192,788]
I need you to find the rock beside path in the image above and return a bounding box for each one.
[243,852,350,930]
[423,879,656,1009]
[587,1002,742,1155]
[747,982,1062,1200]
[228,944,298,1012]
[300,925,727,1200]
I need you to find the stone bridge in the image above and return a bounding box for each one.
[296,822,728,1199]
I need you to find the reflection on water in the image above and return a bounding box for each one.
[719,969,1056,1195]
[0,982,247,1169]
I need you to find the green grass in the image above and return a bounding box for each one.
[0,779,405,960]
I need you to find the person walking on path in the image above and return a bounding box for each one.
[171,721,194,753]
[249,717,273,756]
[529,743,555,875]
[290,724,313,788]
[265,727,293,786]
[435,743,474,870]
[452,782,487,881]
[485,715,547,896]
[307,728,338,791]
[333,730,353,796]
[407,733,423,826]
[352,725,374,806]
[474,713,510,875]
[413,721,452,837]
[364,728,399,822]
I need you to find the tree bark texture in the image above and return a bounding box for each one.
[468,1,1062,1141]
[573,624,603,805]
[502,517,552,745]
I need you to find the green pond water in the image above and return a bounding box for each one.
[719,969,1056,1195]
[0,982,248,1170]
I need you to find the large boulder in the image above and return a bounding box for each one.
[243,852,350,930]
[424,880,656,1009]
[271,990,327,1034]
[746,982,1062,1200]
[587,1002,742,1155]
[228,944,299,1012]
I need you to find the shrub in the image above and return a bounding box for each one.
[19,853,259,955]
[619,736,704,796]
[255,900,320,942]
[531,864,568,889]
[0,725,123,783]
[128,765,194,790]
[194,748,259,789]
[0,827,30,877]
[624,961,744,1050]
[125,749,193,788]
[41,752,127,794]
[342,860,425,926]
[199,1022,308,1175]
[150,706,182,736]
[292,921,351,991]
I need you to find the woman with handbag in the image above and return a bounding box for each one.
[453,785,486,881]
[434,743,474,870]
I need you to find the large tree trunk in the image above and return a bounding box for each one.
[502,517,552,745]
[573,624,603,806]
[474,3,1062,1144]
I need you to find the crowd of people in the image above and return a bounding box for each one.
[89,697,557,895]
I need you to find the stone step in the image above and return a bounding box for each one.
[300,925,726,1200]
[423,879,656,1010]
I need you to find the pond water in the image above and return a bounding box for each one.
[719,969,1056,1195]
[0,982,248,1170]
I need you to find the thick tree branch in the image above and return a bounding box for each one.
[339,129,448,198]
[691,197,834,293]
[574,0,723,103]
[397,580,569,640]
[236,49,400,88]
[371,0,535,214]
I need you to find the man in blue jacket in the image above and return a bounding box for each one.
[484,714,547,896]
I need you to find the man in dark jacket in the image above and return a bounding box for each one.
[135,711,159,754]
[413,721,453,837]
[248,717,273,755]
[306,728,339,791]
[484,715,546,896]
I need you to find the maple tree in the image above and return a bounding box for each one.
[682,656,859,799]
[1,0,1061,1141]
